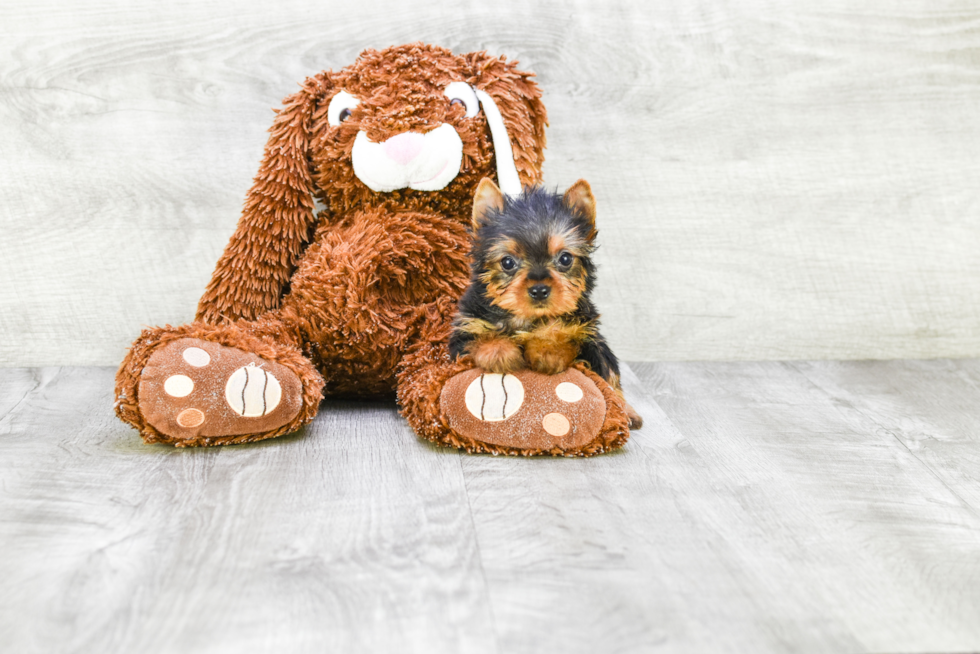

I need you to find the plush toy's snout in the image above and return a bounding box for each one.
[352,124,464,192]
[382,132,424,165]
[346,82,522,195]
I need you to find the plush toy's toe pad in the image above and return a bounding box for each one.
[440,368,606,451]
[138,338,303,440]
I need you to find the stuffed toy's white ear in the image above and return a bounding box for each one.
[475,89,522,197]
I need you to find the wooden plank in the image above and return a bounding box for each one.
[461,361,980,653]
[631,360,980,652]
[0,367,494,654]
[793,358,980,511]
[3,0,980,366]
[0,367,53,421]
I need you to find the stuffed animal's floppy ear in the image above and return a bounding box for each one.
[196,73,331,323]
[563,179,597,237]
[466,53,548,195]
[472,177,505,230]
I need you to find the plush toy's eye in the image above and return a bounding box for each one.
[557,252,574,268]
[500,256,518,271]
[444,81,478,118]
[328,90,360,127]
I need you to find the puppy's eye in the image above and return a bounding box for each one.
[500,256,518,271]
[557,252,574,268]
[444,81,478,118]
[328,90,360,127]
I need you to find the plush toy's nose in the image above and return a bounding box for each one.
[382,132,425,165]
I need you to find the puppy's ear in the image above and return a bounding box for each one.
[472,177,505,230]
[196,72,332,323]
[563,179,597,237]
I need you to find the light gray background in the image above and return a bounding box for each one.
[2,0,979,366]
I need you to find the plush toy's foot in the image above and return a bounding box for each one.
[116,323,324,447]
[441,367,609,451]
[410,362,629,456]
[137,338,304,442]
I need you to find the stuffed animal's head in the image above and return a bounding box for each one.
[267,43,548,217]
[197,43,547,323]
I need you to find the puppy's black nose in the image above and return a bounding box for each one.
[528,284,551,301]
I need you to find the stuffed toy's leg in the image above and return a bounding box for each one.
[115,207,470,447]
[115,321,324,447]
[397,300,631,457]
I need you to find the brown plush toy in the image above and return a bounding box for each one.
[115,43,631,456]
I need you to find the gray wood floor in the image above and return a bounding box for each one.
[2,360,979,653]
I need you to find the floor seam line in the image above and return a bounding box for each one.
[457,452,501,654]
[0,367,58,427]
[788,361,980,519]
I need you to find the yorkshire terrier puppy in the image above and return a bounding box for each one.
[449,178,642,429]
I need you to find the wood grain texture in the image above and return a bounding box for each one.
[461,359,980,653]
[792,359,980,514]
[2,0,980,365]
[0,367,495,654]
[627,360,980,653]
[2,361,980,652]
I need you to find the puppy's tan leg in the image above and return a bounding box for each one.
[469,337,524,374]
[523,337,579,375]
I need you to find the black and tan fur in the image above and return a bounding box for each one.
[449,178,642,428]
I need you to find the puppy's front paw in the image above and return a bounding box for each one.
[470,337,524,374]
[626,404,643,430]
[523,337,577,375]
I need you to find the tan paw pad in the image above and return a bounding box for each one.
[225,365,283,417]
[555,382,583,403]
[177,408,205,428]
[182,347,211,367]
[463,373,524,421]
[542,412,571,436]
[164,375,194,397]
